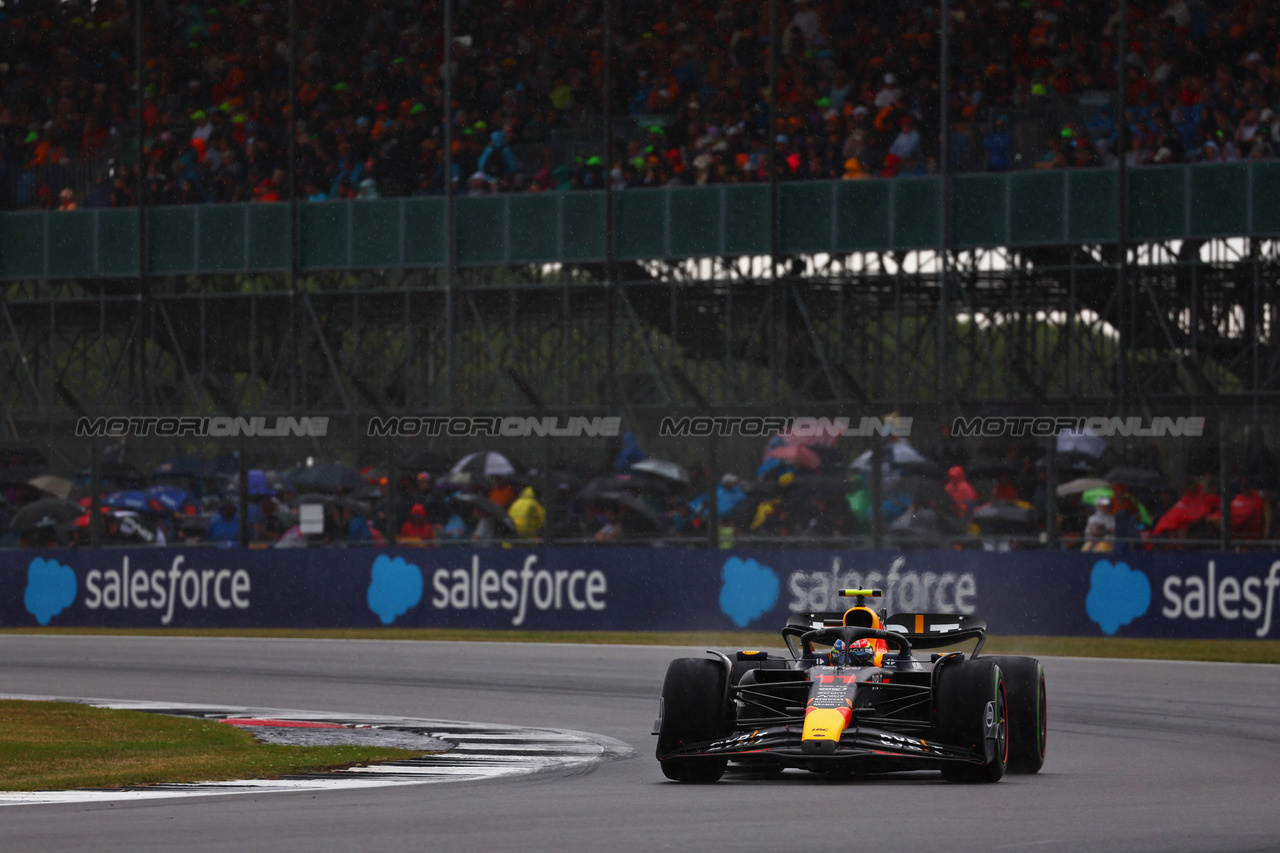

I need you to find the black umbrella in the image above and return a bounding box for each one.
[289,463,368,493]
[577,475,647,501]
[971,501,1034,534]
[449,493,517,534]
[10,498,84,532]
[592,491,663,531]
[629,458,691,486]
[1103,467,1166,490]
[451,451,517,481]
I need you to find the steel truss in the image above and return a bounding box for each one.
[3,238,1280,456]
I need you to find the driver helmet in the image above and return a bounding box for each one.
[828,639,846,665]
[846,638,878,666]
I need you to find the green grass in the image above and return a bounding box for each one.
[4,627,1280,663]
[0,700,427,792]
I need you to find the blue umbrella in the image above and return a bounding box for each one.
[103,490,161,514]
[248,469,274,496]
[145,485,200,515]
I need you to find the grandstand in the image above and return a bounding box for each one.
[2,0,1280,550]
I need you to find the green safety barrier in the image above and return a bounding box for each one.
[3,163,1279,280]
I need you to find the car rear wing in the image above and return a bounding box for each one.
[882,613,988,650]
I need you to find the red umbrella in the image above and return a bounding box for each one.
[764,445,822,470]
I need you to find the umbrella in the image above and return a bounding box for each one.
[577,475,648,501]
[145,485,200,515]
[1057,429,1107,458]
[10,498,84,532]
[889,507,964,537]
[971,501,1034,534]
[103,490,167,515]
[449,493,517,534]
[850,440,927,471]
[591,491,662,531]
[452,451,516,481]
[29,475,73,500]
[630,458,691,486]
[1103,467,1165,490]
[289,462,368,493]
[765,445,822,470]
[1056,477,1111,498]
[1081,487,1114,506]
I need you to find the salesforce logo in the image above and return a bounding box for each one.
[24,557,77,625]
[1085,560,1151,635]
[367,555,424,625]
[369,554,609,627]
[719,557,779,628]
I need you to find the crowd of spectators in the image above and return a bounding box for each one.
[3,0,1280,210]
[3,426,1277,550]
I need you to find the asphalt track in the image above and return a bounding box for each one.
[1,636,1278,853]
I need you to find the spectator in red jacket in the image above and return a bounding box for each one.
[399,504,434,541]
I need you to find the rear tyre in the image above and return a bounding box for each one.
[936,659,1008,784]
[986,656,1047,774]
[656,657,730,783]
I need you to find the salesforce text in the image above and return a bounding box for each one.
[430,555,606,626]
[83,556,250,625]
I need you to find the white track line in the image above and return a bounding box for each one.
[0,694,633,806]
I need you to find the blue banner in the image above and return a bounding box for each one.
[2,548,1279,639]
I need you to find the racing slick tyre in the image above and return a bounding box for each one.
[936,659,1008,784]
[656,657,730,783]
[985,656,1047,774]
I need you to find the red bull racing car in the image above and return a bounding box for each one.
[654,590,1047,783]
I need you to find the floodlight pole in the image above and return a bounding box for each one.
[938,0,950,399]
[604,0,616,408]
[1116,0,1129,417]
[288,0,299,408]
[768,0,779,409]
[135,0,148,403]
[444,0,455,408]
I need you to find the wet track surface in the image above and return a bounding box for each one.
[0,635,1278,852]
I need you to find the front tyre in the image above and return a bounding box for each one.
[656,657,729,783]
[937,659,1008,783]
[985,656,1047,774]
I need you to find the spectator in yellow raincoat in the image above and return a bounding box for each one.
[508,487,545,539]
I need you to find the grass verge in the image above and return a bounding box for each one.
[0,700,426,792]
[3,627,1280,663]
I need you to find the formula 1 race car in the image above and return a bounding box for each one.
[653,590,1046,783]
